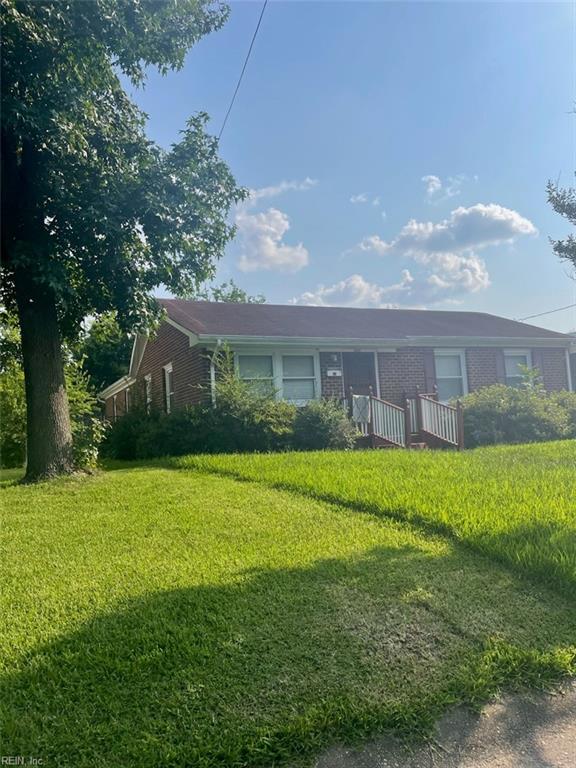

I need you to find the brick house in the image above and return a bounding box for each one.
[100,300,574,430]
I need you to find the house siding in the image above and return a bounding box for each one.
[103,322,210,418]
[535,348,569,391]
[104,387,131,421]
[104,321,571,418]
[137,323,210,411]
[319,351,345,399]
[466,348,502,391]
[376,348,428,405]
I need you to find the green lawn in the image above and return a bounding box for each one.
[1,444,575,767]
[181,441,576,596]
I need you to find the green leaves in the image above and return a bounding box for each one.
[547,177,576,271]
[1,0,243,335]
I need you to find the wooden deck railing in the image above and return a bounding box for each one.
[418,395,464,449]
[349,389,407,447]
[348,386,464,450]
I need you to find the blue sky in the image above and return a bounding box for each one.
[127,1,575,332]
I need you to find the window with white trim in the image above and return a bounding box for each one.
[163,363,174,414]
[282,355,316,404]
[144,374,152,414]
[238,355,275,396]
[504,350,531,388]
[124,388,130,413]
[434,350,467,402]
[112,394,118,422]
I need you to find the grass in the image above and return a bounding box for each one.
[179,441,576,596]
[1,443,575,767]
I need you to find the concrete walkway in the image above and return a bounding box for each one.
[314,683,576,768]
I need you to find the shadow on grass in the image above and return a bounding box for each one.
[172,461,576,602]
[2,545,575,768]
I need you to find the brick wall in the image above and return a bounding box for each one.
[377,348,428,405]
[536,348,569,391]
[104,322,210,417]
[138,322,210,411]
[103,386,131,422]
[466,348,501,391]
[319,351,345,399]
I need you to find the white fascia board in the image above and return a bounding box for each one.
[197,333,571,349]
[99,375,136,401]
[406,336,572,348]
[198,334,403,349]
[165,317,200,347]
[128,333,148,378]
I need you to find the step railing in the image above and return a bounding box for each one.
[418,395,464,449]
[349,389,407,447]
[348,387,464,450]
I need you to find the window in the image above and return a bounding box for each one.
[163,364,174,414]
[282,355,316,404]
[504,350,531,388]
[124,388,130,413]
[144,374,152,414]
[238,355,275,395]
[434,350,467,402]
[112,394,117,422]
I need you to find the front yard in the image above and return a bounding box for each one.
[1,442,575,767]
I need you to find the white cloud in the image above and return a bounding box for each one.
[422,173,472,203]
[236,207,309,273]
[353,203,536,304]
[292,272,414,308]
[359,204,537,258]
[248,177,317,205]
[350,193,383,207]
[422,175,443,199]
[234,178,315,273]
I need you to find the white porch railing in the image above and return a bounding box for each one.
[351,394,406,447]
[348,389,463,450]
[419,395,463,448]
[406,397,419,433]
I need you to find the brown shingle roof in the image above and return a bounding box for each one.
[159,299,570,342]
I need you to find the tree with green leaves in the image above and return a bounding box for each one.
[1,1,245,481]
[192,279,266,304]
[77,313,133,393]
[547,176,576,273]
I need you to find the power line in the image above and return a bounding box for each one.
[218,0,269,141]
[517,303,576,322]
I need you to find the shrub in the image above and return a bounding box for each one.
[549,390,576,438]
[0,356,105,469]
[460,383,573,448]
[0,360,27,468]
[103,357,358,459]
[293,398,357,451]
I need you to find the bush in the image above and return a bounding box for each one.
[103,358,357,459]
[549,390,576,438]
[0,361,27,468]
[460,383,573,448]
[293,399,357,451]
[0,356,105,469]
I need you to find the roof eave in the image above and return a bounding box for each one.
[98,375,136,401]
[196,333,572,349]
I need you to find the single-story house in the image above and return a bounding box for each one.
[101,300,574,431]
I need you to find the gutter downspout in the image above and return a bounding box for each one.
[566,348,574,392]
[209,339,223,405]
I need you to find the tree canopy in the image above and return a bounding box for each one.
[547,176,576,274]
[1,0,245,480]
[191,279,266,304]
[2,0,245,333]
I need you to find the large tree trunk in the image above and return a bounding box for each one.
[15,270,74,482]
